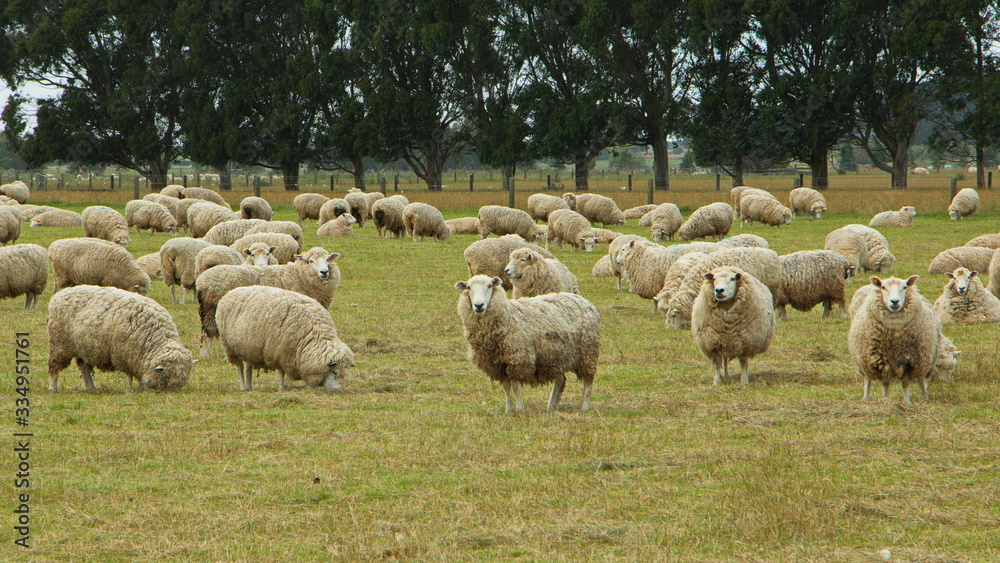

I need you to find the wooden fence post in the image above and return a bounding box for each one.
[379,176,387,195]
[715,173,720,191]
[182,175,188,188]
[394,174,399,192]
[547,175,552,190]
[627,174,632,191]
[950,177,958,199]
[253,175,261,197]
[469,174,474,192]
[647,179,654,205]
[988,171,993,189]
[508,177,515,208]
[110,175,114,191]
[133,176,140,199]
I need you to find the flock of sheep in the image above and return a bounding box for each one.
[0,177,992,410]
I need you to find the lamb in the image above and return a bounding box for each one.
[615,240,677,309]
[187,202,241,238]
[932,267,1000,324]
[606,235,653,290]
[740,195,793,228]
[202,219,268,246]
[293,193,330,225]
[691,267,776,386]
[0,207,21,245]
[464,234,557,290]
[195,247,340,356]
[160,184,184,198]
[569,193,626,226]
[216,286,355,391]
[527,193,570,222]
[47,285,194,391]
[403,202,451,241]
[29,209,83,227]
[0,244,47,308]
[591,228,621,244]
[371,196,408,238]
[775,250,852,320]
[160,238,213,305]
[0,180,29,203]
[318,198,351,226]
[82,206,132,246]
[964,234,1000,249]
[196,245,245,277]
[503,248,579,298]
[477,205,545,242]
[317,213,357,237]
[848,276,942,402]
[181,187,228,207]
[455,275,600,412]
[869,206,917,227]
[622,204,659,220]
[665,247,782,329]
[344,189,369,227]
[654,251,709,315]
[125,200,177,235]
[444,217,480,235]
[231,233,299,264]
[135,252,161,283]
[678,202,735,241]
[927,246,994,275]
[788,187,828,219]
[240,196,274,221]
[731,186,776,211]
[647,203,683,242]
[547,209,598,252]
[948,188,979,220]
[49,238,150,294]
[833,225,895,275]
[244,221,304,251]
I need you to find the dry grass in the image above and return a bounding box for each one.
[2,185,1000,561]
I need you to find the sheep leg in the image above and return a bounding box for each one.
[246,366,254,391]
[712,357,724,386]
[126,376,134,393]
[901,374,912,404]
[882,381,890,399]
[579,378,593,412]
[502,381,516,413]
[513,382,524,411]
[615,275,621,291]
[863,378,872,400]
[278,371,286,392]
[77,358,96,391]
[548,376,566,411]
[776,304,788,322]
[200,334,213,358]
[236,361,247,391]
[170,285,178,305]
[739,357,750,385]
[821,299,832,319]
[919,377,929,402]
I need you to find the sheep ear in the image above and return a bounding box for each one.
[525,252,536,263]
[490,277,503,289]
[733,272,742,280]
[154,366,164,371]
[870,277,882,288]
[946,272,955,279]
[906,275,919,287]
[328,253,340,261]
[455,281,469,291]
[970,271,978,278]
[704,272,715,281]
[268,246,277,254]
[293,254,305,262]
[628,240,636,248]
[243,248,253,256]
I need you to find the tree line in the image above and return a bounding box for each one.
[1,0,997,192]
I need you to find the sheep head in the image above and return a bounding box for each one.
[946,268,976,296]
[456,275,503,316]
[295,247,339,280]
[503,249,537,279]
[705,267,742,302]
[870,275,918,313]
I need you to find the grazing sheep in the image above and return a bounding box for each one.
[29,209,83,227]
[964,234,1000,249]
[318,198,351,226]
[647,203,683,242]
[82,206,132,246]
[731,186,776,211]
[477,205,546,242]
[172,198,205,233]
[244,221,304,251]
[160,184,184,198]
[948,188,979,220]
[0,180,29,203]
[930,333,960,382]
[142,193,185,230]
[665,247,782,329]
[317,213,357,237]
[455,275,600,412]
[615,240,677,309]
[0,207,22,245]
[547,209,598,253]
[591,228,621,244]
[195,245,245,277]
[562,192,577,210]
[623,204,659,220]
[592,255,614,278]
[788,187,828,219]
[932,267,1000,324]
[403,202,451,242]
[913,167,930,175]
[195,247,340,356]
[719,234,769,248]
[848,276,942,402]
[135,252,161,283]
[839,224,895,274]
[202,219,268,246]
[0,244,47,308]
[47,285,194,392]
[527,193,570,222]
[344,189,369,227]
[869,206,917,227]
[654,251,709,315]
[216,286,355,391]
[240,196,274,221]
[570,193,626,226]
[692,267,776,386]
[125,200,177,235]
[362,192,384,217]
[181,187,228,207]
[678,202,735,241]
[464,235,557,291]
[637,209,656,227]
[371,196,408,239]
[231,233,299,264]
[15,204,57,221]
[293,193,330,225]
[160,238,213,305]
[503,248,579,298]
[445,217,480,235]
[927,246,994,275]
[739,195,793,228]
[187,202,241,238]
[49,238,150,294]
[775,250,852,320]
[605,235,653,290]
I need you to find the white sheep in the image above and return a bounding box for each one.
[240,196,274,221]
[848,276,942,402]
[135,252,161,282]
[195,245,245,277]
[932,267,1000,324]
[142,193,186,232]
[869,206,916,227]
[195,247,340,356]
[0,180,29,203]
[0,206,21,245]
[318,198,351,226]
[964,234,1000,249]
[731,186,776,211]
[181,187,228,207]
[455,275,600,412]
[948,188,979,220]
[403,202,451,242]
[362,191,385,218]
[477,205,545,242]
[569,193,626,226]
[647,203,683,242]
[82,206,131,246]
[371,196,408,239]
[988,249,1000,298]
[503,247,579,298]
[344,189,369,227]
[444,217,480,235]
[241,243,278,267]
[615,240,677,310]
[0,244,47,308]
[739,195,793,228]
[202,219,268,246]
[654,251,709,315]
[775,250,852,320]
[292,193,329,225]
[547,209,598,252]
[160,184,184,198]
[160,238,212,305]
[718,234,769,248]
[29,209,83,227]
[244,221,304,251]
[187,202,240,238]
[48,285,194,391]
[678,202,735,241]
[216,286,355,391]
[622,204,658,220]
[839,224,895,275]
[592,254,614,278]
[927,246,994,275]
[913,167,930,175]
[692,267,776,385]
[788,187,827,219]
[231,233,299,264]
[125,200,177,235]
[49,238,150,294]
[317,213,357,237]
[527,193,570,222]
[464,235,557,291]
[592,228,621,244]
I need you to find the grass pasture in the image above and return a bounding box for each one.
[2,187,1000,562]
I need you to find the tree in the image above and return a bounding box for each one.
[836,143,857,174]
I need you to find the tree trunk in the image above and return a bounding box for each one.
[423,158,444,191]
[216,162,232,191]
[351,154,366,191]
[573,154,590,191]
[891,149,908,189]
[729,160,744,187]
[810,149,829,190]
[281,161,300,191]
[148,161,169,191]
[976,144,985,189]
[501,164,515,190]
[651,132,670,190]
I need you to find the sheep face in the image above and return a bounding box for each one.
[244,243,276,266]
[577,234,597,253]
[810,202,826,219]
[870,275,918,313]
[562,193,576,210]
[114,234,131,246]
[902,206,916,217]
[143,347,195,390]
[949,210,960,221]
[932,345,961,382]
[302,349,355,390]
[503,249,536,279]
[296,251,340,280]
[651,228,666,243]
[705,268,742,302]
[781,209,793,225]
[456,275,503,316]
[344,214,358,224]
[666,306,685,329]
[946,268,976,296]
[614,240,638,265]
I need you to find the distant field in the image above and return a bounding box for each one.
[2,190,999,561]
